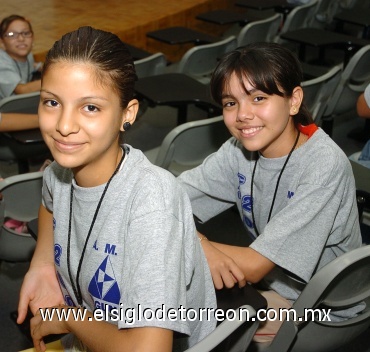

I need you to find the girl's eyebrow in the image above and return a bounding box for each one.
[40,90,108,102]
[221,93,234,99]
[40,89,58,98]
[79,96,109,102]
[246,88,258,94]
[222,87,259,99]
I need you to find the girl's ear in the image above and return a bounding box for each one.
[120,99,139,132]
[290,86,304,116]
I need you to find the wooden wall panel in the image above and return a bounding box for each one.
[0,0,236,62]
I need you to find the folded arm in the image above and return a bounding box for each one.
[0,113,39,132]
[13,80,41,95]
[199,233,275,289]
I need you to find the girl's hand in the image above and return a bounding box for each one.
[31,305,71,352]
[201,239,246,289]
[17,264,64,324]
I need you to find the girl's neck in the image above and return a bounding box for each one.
[8,52,28,62]
[73,147,123,188]
[260,123,299,158]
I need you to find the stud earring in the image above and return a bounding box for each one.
[292,107,297,113]
[123,122,131,131]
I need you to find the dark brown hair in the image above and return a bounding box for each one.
[43,26,137,109]
[211,42,313,126]
[0,14,33,38]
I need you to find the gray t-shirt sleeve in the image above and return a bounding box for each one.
[119,209,192,333]
[251,183,341,282]
[178,138,240,222]
[0,50,21,98]
[0,50,34,99]
[251,144,360,283]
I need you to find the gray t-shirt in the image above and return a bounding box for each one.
[179,127,361,317]
[42,145,216,351]
[0,49,34,99]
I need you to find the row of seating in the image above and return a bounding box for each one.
[135,0,370,133]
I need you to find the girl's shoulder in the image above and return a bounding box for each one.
[0,49,13,63]
[121,145,192,212]
[123,145,179,188]
[298,128,353,185]
[305,128,349,167]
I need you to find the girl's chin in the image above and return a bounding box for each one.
[238,139,263,152]
[51,155,81,169]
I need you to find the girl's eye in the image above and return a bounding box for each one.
[44,99,59,107]
[253,96,266,102]
[223,101,236,108]
[84,105,99,112]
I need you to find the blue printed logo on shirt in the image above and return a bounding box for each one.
[241,195,253,213]
[238,172,246,185]
[287,191,295,199]
[244,215,254,229]
[54,244,62,266]
[88,256,120,305]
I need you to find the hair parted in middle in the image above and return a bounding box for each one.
[42,26,137,109]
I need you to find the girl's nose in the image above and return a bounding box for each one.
[56,111,79,136]
[237,104,254,121]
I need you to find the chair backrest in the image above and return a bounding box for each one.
[311,0,340,28]
[185,305,257,352]
[277,0,320,39]
[177,36,237,82]
[0,171,43,262]
[350,0,370,9]
[0,91,40,114]
[349,155,370,194]
[263,245,370,352]
[0,171,43,221]
[237,13,283,47]
[301,64,343,121]
[145,116,230,176]
[0,91,48,171]
[323,44,370,118]
[134,52,167,79]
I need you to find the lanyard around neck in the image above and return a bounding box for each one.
[250,130,300,237]
[66,151,125,307]
[12,58,30,81]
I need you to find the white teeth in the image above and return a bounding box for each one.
[242,127,262,135]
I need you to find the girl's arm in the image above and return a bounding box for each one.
[199,234,275,288]
[31,306,173,352]
[13,79,41,95]
[17,205,64,323]
[0,113,39,132]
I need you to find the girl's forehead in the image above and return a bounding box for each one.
[223,72,255,93]
[7,20,30,30]
[46,61,100,79]
[44,61,116,93]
